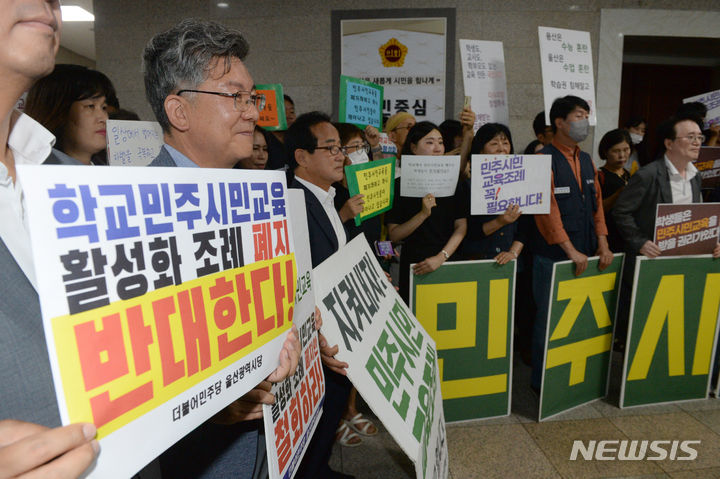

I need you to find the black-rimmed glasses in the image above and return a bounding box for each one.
[177,89,266,112]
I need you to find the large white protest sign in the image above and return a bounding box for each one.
[400,155,460,198]
[107,120,164,166]
[313,235,448,479]
[459,39,509,130]
[18,165,296,478]
[264,190,324,479]
[684,89,720,129]
[471,154,551,215]
[538,26,596,126]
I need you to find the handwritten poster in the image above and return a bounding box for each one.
[339,75,384,129]
[459,39,509,130]
[107,120,164,167]
[345,157,396,225]
[654,203,720,255]
[538,27,596,126]
[257,83,287,131]
[400,155,460,198]
[18,165,297,478]
[683,89,720,129]
[470,154,551,215]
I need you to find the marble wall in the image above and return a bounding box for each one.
[93,0,720,156]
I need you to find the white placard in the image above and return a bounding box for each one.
[313,235,448,479]
[18,165,296,478]
[107,120,164,166]
[459,39,509,130]
[400,155,460,197]
[471,154,551,215]
[538,26,596,126]
[683,89,720,129]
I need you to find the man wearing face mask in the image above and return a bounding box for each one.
[529,95,613,392]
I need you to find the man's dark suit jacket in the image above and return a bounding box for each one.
[612,158,702,253]
[290,178,340,267]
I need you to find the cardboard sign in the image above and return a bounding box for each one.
[621,256,720,408]
[345,157,396,226]
[106,120,163,166]
[459,40,509,131]
[654,203,720,255]
[683,89,720,129]
[400,156,460,198]
[313,235,448,479]
[339,75,384,129]
[18,165,297,478]
[538,26,597,126]
[470,154,551,215]
[693,146,720,189]
[539,255,624,421]
[411,260,515,422]
[256,84,287,131]
[263,189,324,479]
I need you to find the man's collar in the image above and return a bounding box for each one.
[664,154,697,179]
[295,176,335,201]
[164,143,199,168]
[551,137,579,158]
[8,111,55,166]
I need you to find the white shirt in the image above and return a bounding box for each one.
[664,155,697,205]
[0,111,55,290]
[294,176,347,248]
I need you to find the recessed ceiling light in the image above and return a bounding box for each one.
[61,5,95,22]
[217,2,229,7]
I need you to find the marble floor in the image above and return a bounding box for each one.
[328,352,720,479]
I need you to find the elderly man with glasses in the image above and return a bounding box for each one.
[143,19,300,479]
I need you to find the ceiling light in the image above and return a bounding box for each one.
[61,5,95,22]
[217,2,229,7]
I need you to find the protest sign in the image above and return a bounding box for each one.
[314,235,448,479]
[106,120,164,166]
[459,40,509,131]
[470,154,551,215]
[400,155,460,198]
[379,132,398,156]
[339,75,384,129]
[538,26,596,126]
[620,256,720,408]
[256,84,287,131]
[683,89,720,129]
[654,203,720,255]
[693,146,720,189]
[411,260,515,422]
[345,157,396,226]
[539,255,624,421]
[18,165,297,478]
[264,190,324,479]
[339,16,450,125]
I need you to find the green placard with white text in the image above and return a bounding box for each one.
[338,75,383,129]
[410,260,515,422]
[345,157,395,226]
[620,256,720,408]
[540,254,624,421]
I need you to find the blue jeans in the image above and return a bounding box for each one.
[531,254,555,390]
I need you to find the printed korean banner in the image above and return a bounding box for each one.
[470,154,551,215]
[539,255,624,421]
[379,132,398,156]
[340,17,449,125]
[256,83,287,131]
[538,26,596,126]
[400,155,460,198]
[106,120,163,167]
[654,203,720,255]
[264,190,324,479]
[683,89,720,129]
[410,260,515,422]
[345,157,396,226]
[314,235,448,479]
[18,165,297,478]
[339,75,384,129]
[459,39,509,130]
[620,256,720,408]
[693,147,720,189]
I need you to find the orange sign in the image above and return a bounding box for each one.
[256,84,287,131]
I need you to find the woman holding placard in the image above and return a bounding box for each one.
[386,121,468,303]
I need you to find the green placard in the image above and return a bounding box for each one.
[410,260,515,422]
[255,83,287,131]
[621,256,720,407]
[540,254,624,421]
[345,157,395,226]
[338,75,383,129]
